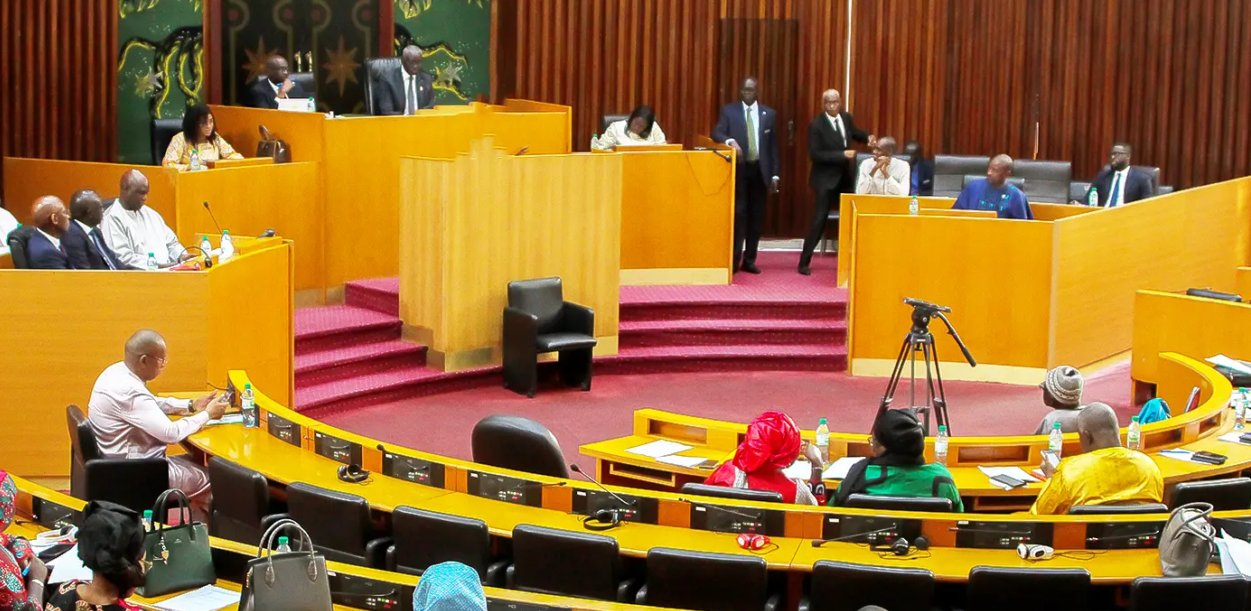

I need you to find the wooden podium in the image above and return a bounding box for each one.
[398,138,622,371]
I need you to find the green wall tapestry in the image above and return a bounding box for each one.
[394,0,490,105]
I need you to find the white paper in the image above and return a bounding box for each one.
[1160,449,1197,463]
[626,440,693,458]
[152,585,239,611]
[977,466,1041,483]
[204,413,245,426]
[656,454,710,468]
[46,544,93,584]
[1220,532,1251,576]
[1208,354,1251,376]
[277,98,317,113]
[783,460,813,480]
[1219,432,1251,444]
[822,457,867,480]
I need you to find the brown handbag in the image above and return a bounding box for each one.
[255,125,291,164]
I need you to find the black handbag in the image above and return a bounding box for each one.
[238,519,333,611]
[255,125,292,164]
[135,489,215,597]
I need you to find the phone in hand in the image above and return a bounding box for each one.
[1040,450,1060,470]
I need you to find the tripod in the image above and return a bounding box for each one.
[876,299,976,435]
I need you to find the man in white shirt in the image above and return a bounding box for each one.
[101,170,190,268]
[0,200,18,258]
[88,330,229,521]
[855,137,911,196]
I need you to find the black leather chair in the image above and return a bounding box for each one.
[932,155,989,198]
[636,548,779,611]
[150,118,183,166]
[800,560,935,611]
[364,58,400,115]
[1014,159,1072,203]
[206,457,288,545]
[851,152,912,194]
[1068,503,1169,515]
[1158,185,1175,196]
[843,494,953,512]
[503,277,596,397]
[285,482,391,568]
[965,566,1091,611]
[1170,477,1251,510]
[1133,165,1161,193]
[601,114,629,133]
[289,71,315,98]
[1129,575,1248,611]
[6,225,35,269]
[680,483,784,504]
[506,524,635,602]
[470,415,569,478]
[1070,181,1092,203]
[66,405,169,512]
[387,507,506,584]
[962,173,1025,191]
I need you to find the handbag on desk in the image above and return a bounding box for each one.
[255,125,292,164]
[135,489,215,596]
[238,519,333,611]
[1160,502,1217,577]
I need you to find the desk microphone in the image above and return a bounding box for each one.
[678,498,763,520]
[203,201,225,234]
[569,464,635,508]
[810,526,900,548]
[1086,529,1162,543]
[571,464,635,531]
[948,527,1033,536]
[181,246,212,269]
[694,146,732,163]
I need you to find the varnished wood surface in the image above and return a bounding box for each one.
[1132,290,1251,387]
[2,158,178,226]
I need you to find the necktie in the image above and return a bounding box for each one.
[835,116,845,142]
[745,107,759,162]
[408,75,418,115]
[1108,173,1122,208]
[91,231,117,270]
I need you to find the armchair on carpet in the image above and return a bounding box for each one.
[503,277,597,398]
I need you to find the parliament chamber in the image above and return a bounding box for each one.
[3,1,1251,611]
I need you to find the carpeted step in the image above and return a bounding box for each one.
[597,343,848,375]
[344,278,401,316]
[295,340,428,387]
[620,300,846,322]
[295,364,499,414]
[619,318,847,347]
[294,305,401,355]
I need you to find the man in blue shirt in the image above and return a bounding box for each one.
[952,154,1034,220]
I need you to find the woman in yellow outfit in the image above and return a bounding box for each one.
[162,105,243,171]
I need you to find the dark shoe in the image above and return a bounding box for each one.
[741,262,761,274]
[797,265,812,276]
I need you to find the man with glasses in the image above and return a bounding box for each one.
[1074,143,1155,207]
[88,329,229,521]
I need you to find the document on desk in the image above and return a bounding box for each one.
[1219,432,1251,445]
[783,460,813,480]
[822,457,867,480]
[626,440,693,458]
[204,414,245,426]
[1159,449,1198,463]
[152,585,239,611]
[657,454,712,468]
[1218,532,1251,576]
[46,544,93,584]
[1208,354,1251,376]
[977,466,1041,489]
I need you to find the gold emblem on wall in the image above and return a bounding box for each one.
[322,35,361,96]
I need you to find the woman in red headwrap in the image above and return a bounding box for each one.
[704,412,821,505]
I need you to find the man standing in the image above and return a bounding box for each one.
[101,170,190,268]
[856,137,910,196]
[244,55,307,110]
[63,190,133,271]
[1077,143,1155,207]
[798,89,873,275]
[952,154,1034,220]
[26,196,73,270]
[713,77,780,275]
[378,46,436,115]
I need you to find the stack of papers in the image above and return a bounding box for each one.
[204,414,245,426]
[822,457,867,480]
[152,585,239,611]
[783,460,813,480]
[46,544,93,584]
[1218,532,1251,576]
[1208,354,1251,376]
[626,440,692,458]
[656,455,711,468]
[1219,432,1251,445]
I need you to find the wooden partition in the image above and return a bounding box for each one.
[835,194,984,286]
[1237,267,1251,300]
[2,158,177,224]
[208,105,328,163]
[398,138,621,370]
[1133,290,1251,392]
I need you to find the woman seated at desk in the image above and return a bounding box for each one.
[162,104,244,171]
[829,409,964,511]
[593,105,667,151]
[704,411,821,505]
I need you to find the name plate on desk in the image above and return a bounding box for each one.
[314,431,362,465]
[267,413,301,446]
[1086,521,1162,549]
[955,521,1053,549]
[381,451,444,488]
[688,502,783,536]
[822,514,921,546]
[467,471,544,507]
[31,497,79,530]
[571,490,658,524]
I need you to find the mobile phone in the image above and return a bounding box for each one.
[1040,450,1060,469]
[990,474,1027,489]
[1192,451,1228,465]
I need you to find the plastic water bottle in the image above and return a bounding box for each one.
[814,418,830,466]
[275,536,292,553]
[189,148,202,172]
[219,230,234,263]
[199,235,212,259]
[1049,422,1064,460]
[935,425,949,465]
[1234,389,1247,430]
[909,195,919,216]
[590,133,598,151]
[241,383,257,428]
[1087,188,1098,207]
[145,252,158,271]
[1127,415,1142,451]
[142,510,154,532]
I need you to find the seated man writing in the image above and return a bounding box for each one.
[88,330,229,521]
[829,409,963,511]
[1032,366,1085,434]
[704,411,822,505]
[1030,403,1163,515]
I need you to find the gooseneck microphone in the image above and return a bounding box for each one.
[569,464,635,508]
[678,498,762,520]
[810,526,900,548]
[203,201,225,234]
[694,146,732,163]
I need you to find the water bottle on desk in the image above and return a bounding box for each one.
[815,418,830,466]
[219,230,235,263]
[146,252,158,271]
[241,383,258,428]
[1049,422,1064,460]
[199,235,212,260]
[189,148,202,172]
[590,133,598,151]
[935,425,949,465]
[1127,416,1142,450]
[1087,188,1098,207]
[909,195,919,216]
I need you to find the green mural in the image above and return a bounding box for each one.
[117,0,204,165]
[394,0,490,105]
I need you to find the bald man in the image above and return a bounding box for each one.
[88,330,229,520]
[799,89,874,275]
[63,189,133,271]
[855,137,910,196]
[952,154,1034,220]
[26,196,73,269]
[1030,403,1163,514]
[244,54,307,110]
[377,45,435,115]
[101,170,190,268]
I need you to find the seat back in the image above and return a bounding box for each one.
[1157,185,1175,196]
[963,174,1024,190]
[286,482,373,564]
[809,560,935,611]
[679,483,784,504]
[844,494,953,512]
[508,277,564,334]
[1129,575,1248,611]
[470,415,568,478]
[364,58,400,115]
[1068,503,1168,515]
[7,225,35,269]
[66,404,102,463]
[150,118,183,166]
[601,114,630,133]
[643,548,769,611]
[1070,181,1091,203]
[1133,165,1161,193]
[1170,477,1251,511]
[966,566,1090,611]
[207,456,272,544]
[933,155,989,198]
[390,507,492,578]
[289,72,315,98]
[511,524,623,600]
[1014,160,1072,203]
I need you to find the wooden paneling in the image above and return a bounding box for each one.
[2,158,177,226]
[0,0,118,196]
[1133,290,1251,386]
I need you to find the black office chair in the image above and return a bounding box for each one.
[206,457,288,545]
[1015,159,1072,204]
[289,71,315,99]
[800,560,935,611]
[932,155,989,198]
[470,415,569,478]
[387,507,507,585]
[1070,181,1092,203]
[363,57,400,115]
[503,277,596,397]
[636,548,779,611]
[1170,477,1251,510]
[601,114,629,134]
[1157,185,1175,196]
[6,225,35,269]
[1129,575,1248,611]
[965,566,1091,611]
[66,405,169,512]
[285,482,391,568]
[506,524,636,602]
[962,173,1025,190]
[150,118,183,166]
[1068,503,1169,515]
[843,494,954,512]
[679,483,784,504]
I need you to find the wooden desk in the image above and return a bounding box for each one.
[1132,289,1251,396]
[2,157,179,225]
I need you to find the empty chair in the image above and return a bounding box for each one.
[1014,159,1072,203]
[1070,181,1092,203]
[1129,575,1248,611]
[844,494,953,512]
[66,404,168,512]
[1170,477,1251,510]
[207,456,288,545]
[506,524,635,601]
[932,155,989,198]
[471,415,569,478]
[680,482,784,504]
[286,482,391,568]
[363,57,399,115]
[150,118,183,166]
[502,277,597,397]
[636,548,778,611]
[1068,503,1168,515]
[387,507,506,585]
[965,566,1090,611]
[801,560,935,611]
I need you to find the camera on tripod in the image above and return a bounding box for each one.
[877,298,977,435]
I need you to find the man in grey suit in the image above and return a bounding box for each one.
[377,45,436,115]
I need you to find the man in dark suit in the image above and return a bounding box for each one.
[26,196,73,270]
[63,190,133,270]
[377,46,436,115]
[713,77,780,274]
[798,89,874,275]
[904,139,934,196]
[1076,143,1155,207]
[243,55,307,110]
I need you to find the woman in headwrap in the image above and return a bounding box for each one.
[704,411,821,505]
[829,409,964,511]
[413,561,487,611]
[43,501,146,611]
[0,471,46,611]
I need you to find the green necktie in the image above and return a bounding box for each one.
[745,107,759,162]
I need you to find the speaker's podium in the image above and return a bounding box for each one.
[398,138,622,371]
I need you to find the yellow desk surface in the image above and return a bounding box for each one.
[1132,290,1251,388]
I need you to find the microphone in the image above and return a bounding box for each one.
[180,246,212,269]
[260,229,276,238]
[694,146,732,163]
[569,464,635,508]
[678,498,763,520]
[203,201,225,234]
[1086,529,1161,543]
[811,526,900,547]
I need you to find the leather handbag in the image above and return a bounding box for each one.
[255,125,292,164]
[1160,502,1217,576]
[239,519,333,611]
[135,489,215,597]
